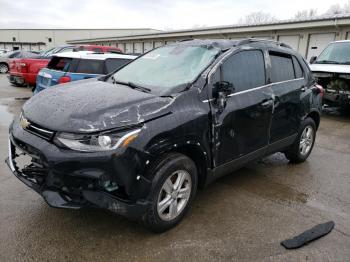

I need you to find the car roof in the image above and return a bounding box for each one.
[53,51,137,60]
[332,40,350,43]
[168,38,293,51]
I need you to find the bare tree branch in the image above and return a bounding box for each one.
[239,12,277,25]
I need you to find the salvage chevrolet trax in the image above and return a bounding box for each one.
[6,39,323,232]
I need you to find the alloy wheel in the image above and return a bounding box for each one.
[299,125,314,156]
[0,64,8,73]
[157,170,192,221]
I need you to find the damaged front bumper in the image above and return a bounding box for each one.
[5,119,152,221]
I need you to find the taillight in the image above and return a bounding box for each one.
[315,84,324,97]
[58,76,71,84]
[20,62,28,73]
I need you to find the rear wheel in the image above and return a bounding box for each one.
[0,63,8,73]
[284,118,316,163]
[143,153,198,232]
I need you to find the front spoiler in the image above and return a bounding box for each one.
[5,139,149,220]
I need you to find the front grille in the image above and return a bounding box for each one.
[21,114,55,141]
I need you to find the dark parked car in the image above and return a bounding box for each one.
[6,39,323,232]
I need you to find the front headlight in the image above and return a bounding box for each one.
[55,129,141,152]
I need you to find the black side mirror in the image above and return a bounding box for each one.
[309,56,317,64]
[213,81,235,98]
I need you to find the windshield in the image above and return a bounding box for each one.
[316,42,350,64]
[111,45,220,94]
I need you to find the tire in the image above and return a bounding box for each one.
[284,118,316,163]
[0,63,9,74]
[143,153,198,233]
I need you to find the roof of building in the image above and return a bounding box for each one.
[67,14,350,43]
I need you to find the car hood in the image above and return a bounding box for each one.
[23,79,174,133]
[310,63,350,74]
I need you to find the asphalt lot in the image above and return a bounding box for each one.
[0,74,349,261]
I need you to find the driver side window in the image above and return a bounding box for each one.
[221,50,266,92]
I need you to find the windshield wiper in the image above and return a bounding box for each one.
[111,78,151,93]
[316,60,340,64]
[126,82,152,93]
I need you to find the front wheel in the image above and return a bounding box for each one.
[143,153,198,232]
[284,118,316,163]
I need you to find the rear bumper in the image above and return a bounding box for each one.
[8,73,37,86]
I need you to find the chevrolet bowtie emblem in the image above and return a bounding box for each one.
[20,116,30,129]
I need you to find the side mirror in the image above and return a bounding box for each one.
[213,81,235,98]
[309,56,317,64]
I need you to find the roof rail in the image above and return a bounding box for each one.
[237,38,292,49]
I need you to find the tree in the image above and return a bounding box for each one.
[325,4,343,15]
[294,9,318,19]
[239,12,277,25]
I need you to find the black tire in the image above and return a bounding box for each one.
[284,118,316,163]
[143,153,198,233]
[0,63,9,74]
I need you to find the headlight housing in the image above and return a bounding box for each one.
[54,129,141,152]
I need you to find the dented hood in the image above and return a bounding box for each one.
[310,63,350,74]
[23,79,174,133]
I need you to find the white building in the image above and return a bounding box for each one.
[0,28,160,51]
[67,14,350,60]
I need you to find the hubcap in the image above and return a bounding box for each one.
[0,64,8,73]
[299,125,314,156]
[157,170,192,221]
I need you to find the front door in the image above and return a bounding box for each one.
[209,49,274,167]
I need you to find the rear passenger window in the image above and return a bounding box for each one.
[269,53,295,82]
[75,59,104,74]
[93,48,103,53]
[105,58,131,73]
[292,56,303,78]
[221,50,266,92]
[47,57,72,71]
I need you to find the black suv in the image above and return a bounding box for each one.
[6,39,323,232]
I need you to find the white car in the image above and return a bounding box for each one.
[0,48,10,56]
[310,40,350,110]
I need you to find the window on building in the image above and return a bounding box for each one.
[48,38,52,43]
[221,50,266,92]
[12,37,16,42]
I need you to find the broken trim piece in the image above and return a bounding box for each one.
[281,221,335,249]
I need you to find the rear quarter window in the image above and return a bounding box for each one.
[105,58,131,73]
[75,59,104,74]
[47,57,72,71]
[292,56,304,78]
[270,52,295,82]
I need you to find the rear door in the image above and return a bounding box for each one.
[210,49,274,166]
[268,51,305,145]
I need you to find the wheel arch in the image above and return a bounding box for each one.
[306,110,320,130]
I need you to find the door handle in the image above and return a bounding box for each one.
[260,99,274,108]
[301,86,306,92]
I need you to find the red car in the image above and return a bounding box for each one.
[8,45,122,87]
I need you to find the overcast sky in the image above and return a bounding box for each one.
[0,0,349,30]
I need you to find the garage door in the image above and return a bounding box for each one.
[165,41,176,45]
[307,33,335,60]
[278,35,300,51]
[154,41,164,48]
[143,42,153,52]
[347,32,350,40]
[117,43,125,52]
[125,43,133,53]
[134,42,143,54]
